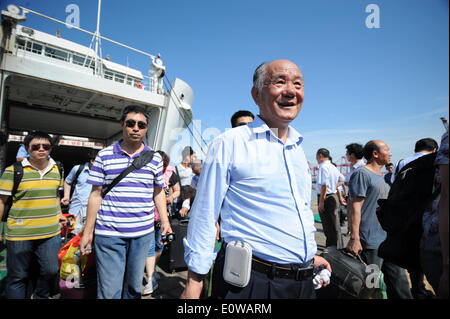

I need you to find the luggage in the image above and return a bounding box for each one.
[58,232,96,299]
[167,218,189,272]
[317,246,379,299]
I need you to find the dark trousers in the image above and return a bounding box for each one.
[318,194,344,249]
[211,246,315,299]
[6,235,61,299]
[360,249,413,299]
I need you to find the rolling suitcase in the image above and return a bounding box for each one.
[168,218,189,272]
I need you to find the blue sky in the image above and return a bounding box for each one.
[2,0,448,167]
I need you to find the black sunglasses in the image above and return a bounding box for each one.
[30,143,52,151]
[125,119,148,130]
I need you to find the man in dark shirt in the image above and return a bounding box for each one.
[347,140,412,299]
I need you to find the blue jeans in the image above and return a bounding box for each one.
[95,233,152,299]
[6,235,61,299]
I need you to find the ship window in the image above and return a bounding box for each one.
[45,46,69,61]
[85,58,94,69]
[30,43,43,54]
[114,73,125,83]
[72,54,85,66]
[126,76,140,86]
[16,38,26,50]
[105,70,114,80]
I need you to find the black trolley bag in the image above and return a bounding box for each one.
[167,217,189,272]
[317,246,376,299]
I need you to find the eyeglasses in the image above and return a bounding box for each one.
[125,119,148,130]
[30,144,52,151]
[236,122,249,127]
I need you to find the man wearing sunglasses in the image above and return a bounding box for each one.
[80,105,172,299]
[0,131,64,299]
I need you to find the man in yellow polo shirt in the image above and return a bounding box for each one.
[0,131,64,299]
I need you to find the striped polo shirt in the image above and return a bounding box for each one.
[0,158,63,241]
[88,140,163,238]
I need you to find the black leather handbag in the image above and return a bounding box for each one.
[318,246,376,299]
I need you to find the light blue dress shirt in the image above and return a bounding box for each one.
[66,163,92,217]
[183,116,317,275]
[16,144,28,159]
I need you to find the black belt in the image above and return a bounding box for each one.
[251,255,314,281]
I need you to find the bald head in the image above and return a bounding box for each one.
[252,59,303,93]
[363,140,391,164]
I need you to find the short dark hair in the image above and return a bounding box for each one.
[230,110,255,128]
[363,141,380,161]
[87,149,98,161]
[385,163,394,169]
[120,105,149,123]
[182,146,194,159]
[24,131,53,150]
[345,143,364,159]
[414,138,438,153]
[316,148,330,158]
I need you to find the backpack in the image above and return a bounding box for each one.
[376,152,439,270]
[1,161,64,222]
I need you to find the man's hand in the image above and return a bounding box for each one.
[160,220,173,246]
[215,223,221,241]
[79,231,94,255]
[179,207,189,218]
[346,238,363,256]
[313,255,332,273]
[61,197,70,206]
[313,255,332,288]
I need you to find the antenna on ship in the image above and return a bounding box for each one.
[88,0,103,77]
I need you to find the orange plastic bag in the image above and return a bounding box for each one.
[58,232,96,298]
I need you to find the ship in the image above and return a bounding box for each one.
[0,3,194,172]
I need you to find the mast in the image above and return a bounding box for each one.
[91,0,102,76]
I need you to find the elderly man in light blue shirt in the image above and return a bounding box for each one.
[181,59,331,299]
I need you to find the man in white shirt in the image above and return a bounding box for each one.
[316,148,345,248]
[391,138,438,184]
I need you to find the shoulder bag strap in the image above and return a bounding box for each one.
[102,150,155,197]
[70,163,86,198]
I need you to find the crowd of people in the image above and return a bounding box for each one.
[0,59,448,300]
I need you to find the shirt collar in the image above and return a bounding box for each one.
[249,115,304,146]
[113,139,151,157]
[22,157,56,167]
[353,159,365,169]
